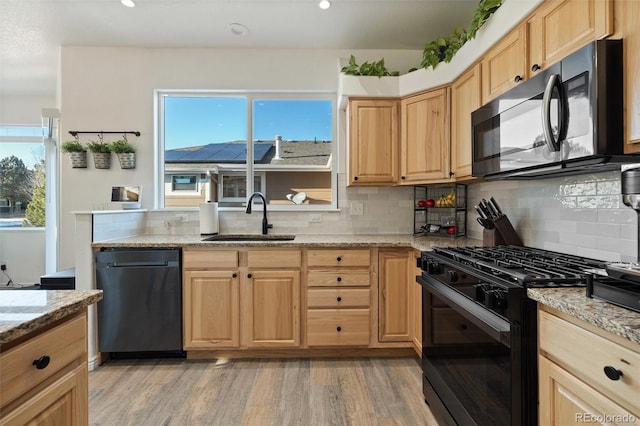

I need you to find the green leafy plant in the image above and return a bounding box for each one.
[111,139,135,153]
[340,55,400,77]
[61,140,86,153]
[87,141,112,153]
[467,0,503,41]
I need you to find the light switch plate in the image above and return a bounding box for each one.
[350,201,364,216]
[310,214,322,223]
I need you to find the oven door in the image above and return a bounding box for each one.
[418,274,525,426]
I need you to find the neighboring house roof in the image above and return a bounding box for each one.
[165,140,332,169]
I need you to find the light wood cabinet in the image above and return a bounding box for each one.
[481,24,528,102]
[528,0,613,77]
[400,88,451,184]
[348,99,399,186]
[306,248,372,347]
[451,63,481,180]
[183,248,301,350]
[0,311,88,425]
[243,269,300,348]
[410,250,422,357]
[378,249,412,342]
[538,307,640,424]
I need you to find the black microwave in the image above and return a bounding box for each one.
[471,40,629,180]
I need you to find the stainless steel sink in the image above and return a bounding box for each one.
[201,234,295,242]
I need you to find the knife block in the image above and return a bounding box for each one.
[483,228,506,246]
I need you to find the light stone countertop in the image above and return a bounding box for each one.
[0,290,103,346]
[91,233,484,251]
[528,288,640,346]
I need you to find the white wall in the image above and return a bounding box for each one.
[0,229,45,285]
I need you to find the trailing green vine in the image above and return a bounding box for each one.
[341,0,502,76]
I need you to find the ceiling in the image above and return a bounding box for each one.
[0,0,478,98]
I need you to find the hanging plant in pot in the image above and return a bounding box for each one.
[111,139,136,169]
[87,140,112,169]
[61,140,87,168]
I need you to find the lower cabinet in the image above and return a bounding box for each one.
[0,311,89,425]
[538,307,640,424]
[183,248,301,350]
[378,249,412,342]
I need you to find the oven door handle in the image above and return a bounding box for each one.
[418,275,511,347]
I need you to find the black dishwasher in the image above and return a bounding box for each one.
[95,248,183,356]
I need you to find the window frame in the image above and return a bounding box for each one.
[155,90,337,211]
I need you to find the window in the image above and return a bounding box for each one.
[0,126,46,228]
[157,92,335,209]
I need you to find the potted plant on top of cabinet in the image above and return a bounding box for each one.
[87,141,112,169]
[111,139,136,169]
[61,140,88,168]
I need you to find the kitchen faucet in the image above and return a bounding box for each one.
[246,192,272,235]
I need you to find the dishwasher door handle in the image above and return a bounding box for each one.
[107,261,170,268]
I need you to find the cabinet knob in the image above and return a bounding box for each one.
[514,75,523,83]
[32,355,51,370]
[336,256,342,262]
[336,326,342,332]
[531,63,541,72]
[337,297,342,302]
[449,171,454,177]
[247,273,252,279]
[232,273,237,278]
[603,366,623,381]
[354,176,359,181]
[401,176,406,180]
[336,277,342,282]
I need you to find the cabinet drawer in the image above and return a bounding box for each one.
[0,313,86,408]
[539,311,640,412]
[183,250,238,269]
[307,309,370,346]
[307,249,370,268]
[247,250,301,269]
[307,289,370,308]
[307,271,370,287]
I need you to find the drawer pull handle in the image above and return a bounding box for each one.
[336,277,342,282]
[33,355,51,370]
[336,326,342,332]
[337,297,342,302]
[336,256,342,262]
[604,366,623,381]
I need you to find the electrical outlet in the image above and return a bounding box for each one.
[309,214,322,223]
[350,201,364,216]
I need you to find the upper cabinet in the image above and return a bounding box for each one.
[451,63,481,180]
[528,0,613,76]
[348,99,399,186]
[400,88,451,184]
[481,24,527,102]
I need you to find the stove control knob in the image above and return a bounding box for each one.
[485,289,507,310]
[427,262,444,275]
[447,270,458,282]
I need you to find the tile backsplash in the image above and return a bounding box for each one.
[469,170,637,262]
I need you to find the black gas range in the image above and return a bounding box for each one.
[416,245,611,426]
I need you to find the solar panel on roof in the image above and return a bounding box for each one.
[165,142,273,163]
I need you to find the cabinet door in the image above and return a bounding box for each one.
[451,63,481,180]
[481,24,527,102]
[539,356,638,425]
[615,0,640,149]
[348,99,399,185]
[410,251,422,357]
[528,0,613,77]
[1,364,88,426]
[400,88,450,184]
[378,250,411,342]
[243,270,300,348]
[184,270,240,349]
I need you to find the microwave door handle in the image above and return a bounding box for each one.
[542,74,561,152]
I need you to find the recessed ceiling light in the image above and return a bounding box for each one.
[318,0,331,10]
[121,0,135,7]
[229,23,249,36]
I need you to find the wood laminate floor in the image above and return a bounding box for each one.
[89,356,438,426]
